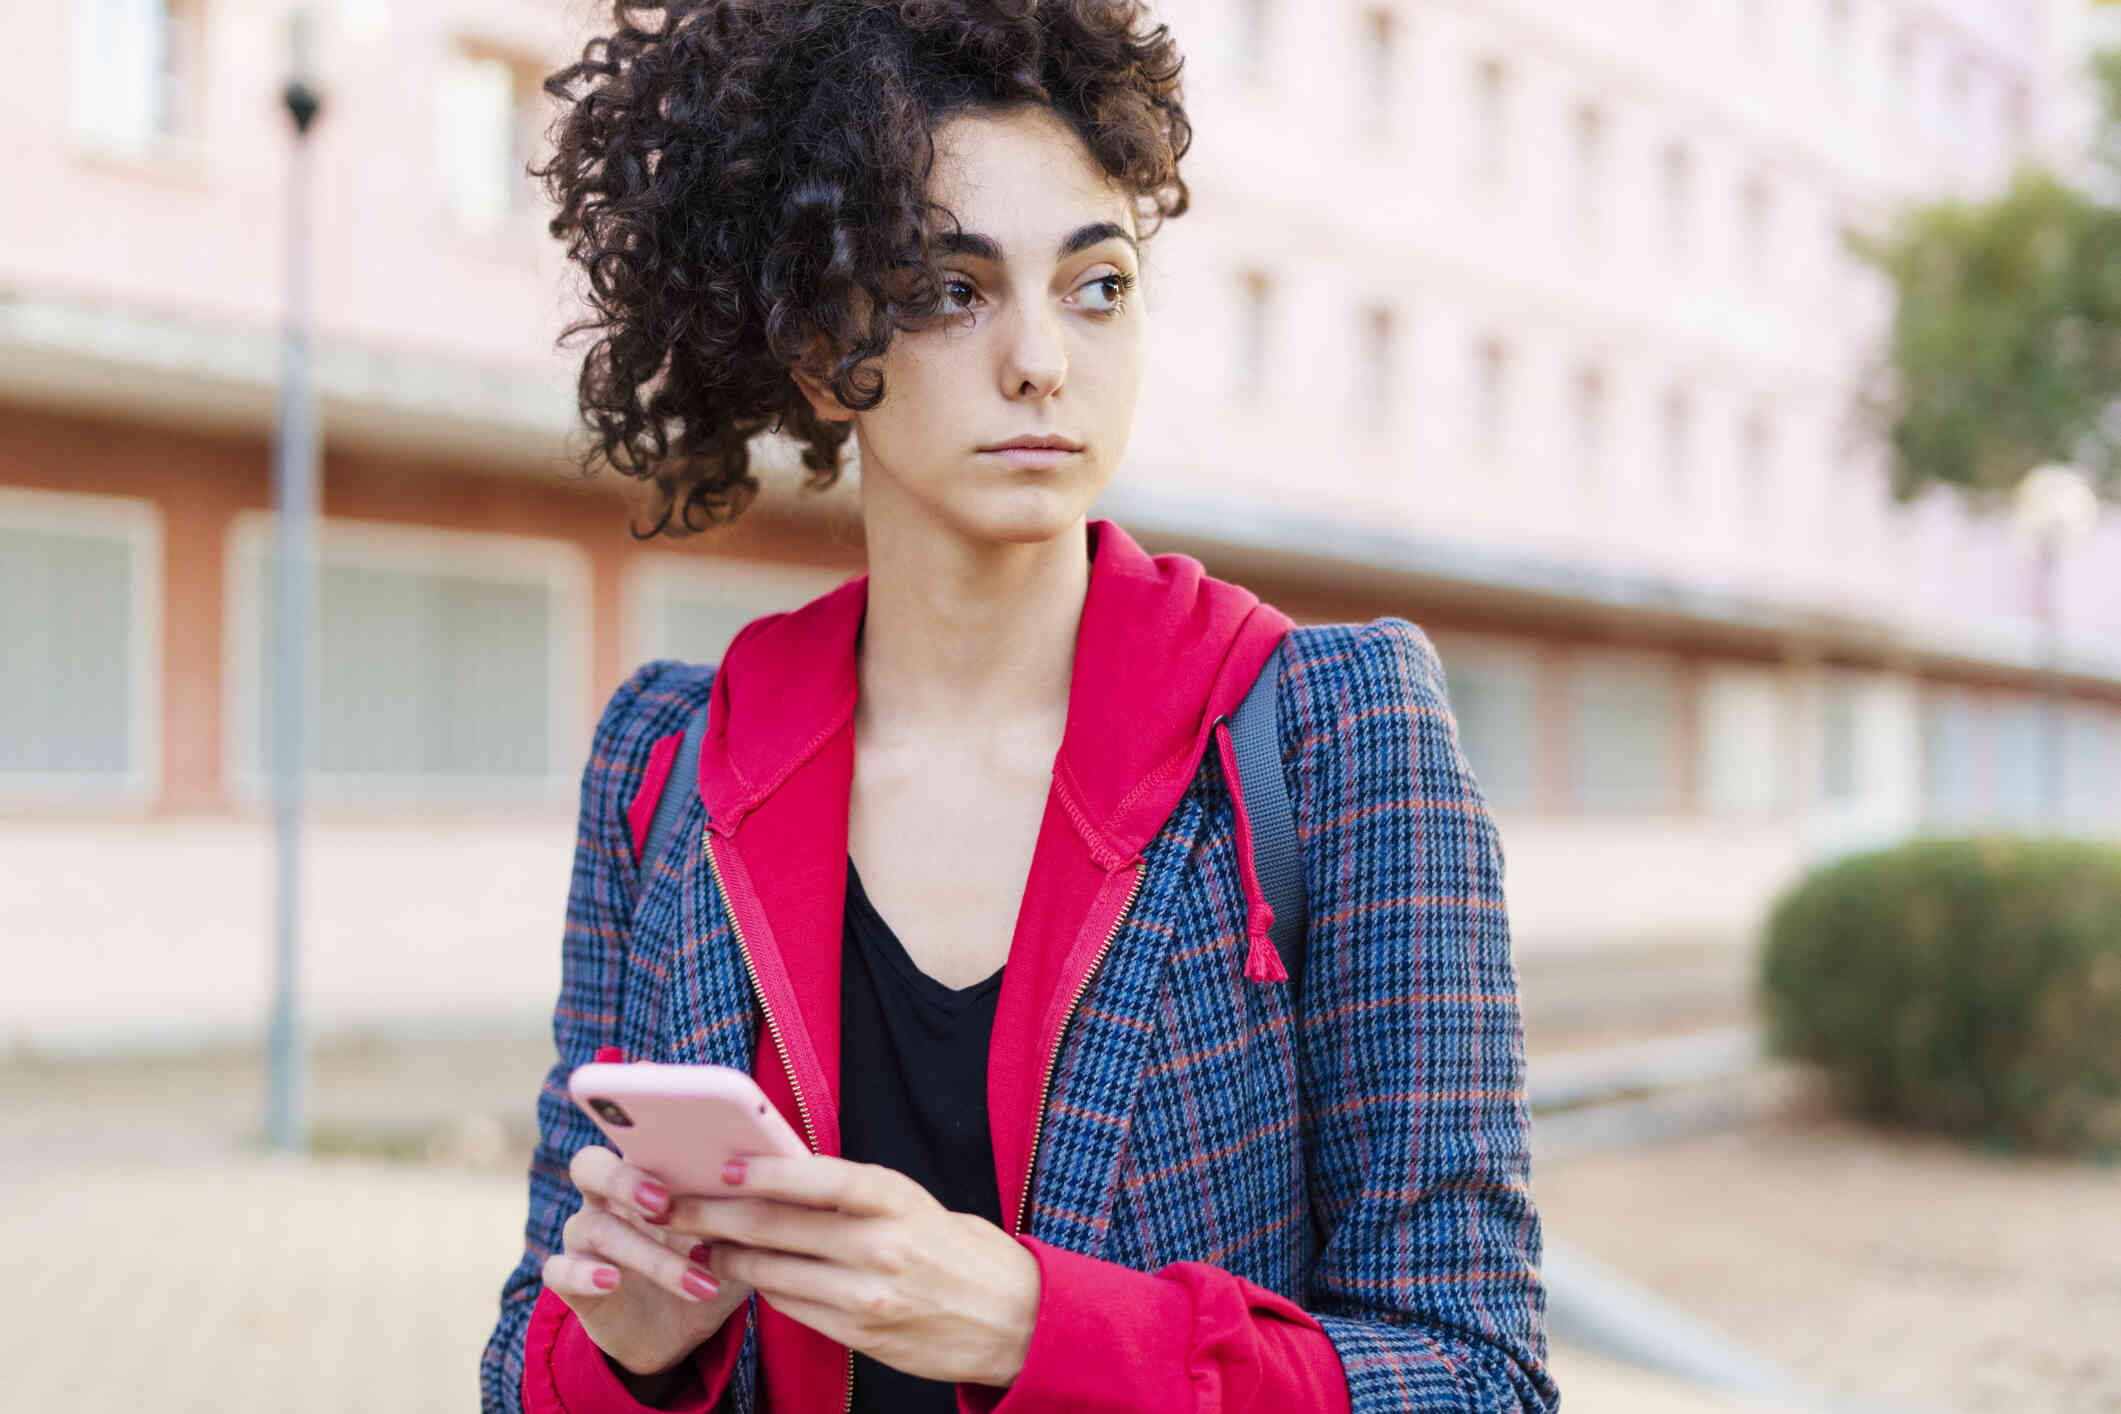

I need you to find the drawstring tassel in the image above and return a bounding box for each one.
[1244,927,1288,983]
[1216,717,1290,986]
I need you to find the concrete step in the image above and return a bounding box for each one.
[1527,1021,1827,1161]
[1517,938,1757,1050]
[1530,1022,1762,1111]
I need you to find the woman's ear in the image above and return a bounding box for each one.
[789,333,857,425]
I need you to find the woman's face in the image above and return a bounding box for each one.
[794,104,1148,549]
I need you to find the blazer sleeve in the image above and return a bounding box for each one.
[956,617,1555,1414]
[1289,617,1559,1411]
[481,660,749,1414]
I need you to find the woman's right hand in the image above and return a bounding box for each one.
[544,1144,757,1381]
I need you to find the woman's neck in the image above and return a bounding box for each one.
[855,508,1090,741]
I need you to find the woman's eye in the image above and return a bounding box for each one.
[1079,271,1136,316]
[942,279,980,310]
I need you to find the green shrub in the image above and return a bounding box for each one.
[1758,834,2121,1155]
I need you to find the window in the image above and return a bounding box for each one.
[1473,334,1511,461]
[2062,704,2121,838]
[1822,0,1853,91]
[0,489,160,801]
[1887,26,1918,126]
[1472,57,1510,194]
[69,0,204,151]
[437,45,547,234]
[1433,644,1541,810]
[1572,364,1607,500]
[1573,101,1606,250]
[2005,80,2032,153]
[1944,57,1973,145]
[1570,656,1682,812]
[1740,410,1775,519]
[1737,0,1774,64]
[1358,303,1397,436]
[627,557,848,666]
[1738,174,1774,280]
[1991,697,2048,828]
[1237,0,1272,86]
[1661,386,1695,508]
[1360,8,1396,138]
[1700,666,1786,814]
[1662,142,1695,264]
[227,516,589,800]
[1978,71,2011,183]
[1234,271,1272,404]
[1919,687,1984,828]
[1819,674,1862,804]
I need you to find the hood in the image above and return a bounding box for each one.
[687,517,1293,1414]
[698,518,1291,863]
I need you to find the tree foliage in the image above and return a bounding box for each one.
[1853,50,2121,506]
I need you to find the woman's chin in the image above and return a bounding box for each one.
[945,479,1108,547]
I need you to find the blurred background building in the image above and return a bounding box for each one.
[4,0,2119,1057]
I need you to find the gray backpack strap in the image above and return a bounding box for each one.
[1230,637,1307,993]
[641,699,711,880]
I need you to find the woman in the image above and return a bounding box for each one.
[482,3,1557,1412]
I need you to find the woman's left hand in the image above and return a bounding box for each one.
[661,1153,1041,1388]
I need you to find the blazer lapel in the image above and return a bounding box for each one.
[655,790,763,1074]
[703,727,851,1159]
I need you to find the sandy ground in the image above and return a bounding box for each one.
[1532,1098,2121,1414]
[0,1150,1803,1414]
[8,1032,2114,1412]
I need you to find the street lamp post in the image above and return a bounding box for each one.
[268,8,325,1153]
[2010,462,2101,833]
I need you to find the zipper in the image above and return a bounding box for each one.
[700,825,854,1414]
[1016,712,1244,1235]
[1012,861,1145,1238]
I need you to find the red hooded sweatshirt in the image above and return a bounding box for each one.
[524,520,1353,1414]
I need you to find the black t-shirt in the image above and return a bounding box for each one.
[839,855,1007,1414]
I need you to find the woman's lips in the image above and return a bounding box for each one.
[980,447,1079,470]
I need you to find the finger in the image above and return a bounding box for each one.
[567,1144,622,1200]
[665,1194,866,1263]
[542,1250,624,1303]
[714,1243,854,1312]
[716,1154,919,1218]
[570,1144,678,1225]
[579,1189,697,1256]
[563,1203,724,1304]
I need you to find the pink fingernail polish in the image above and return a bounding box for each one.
[635,1179,670,1216]
[682,1268,719,1301]
[591,1267,620,1292]
[689,1242,714,1267]
[722,1158,746,1186]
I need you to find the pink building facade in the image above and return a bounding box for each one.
[3,0,2117,1053]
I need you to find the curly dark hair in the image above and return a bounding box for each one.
[533,0,1193,537]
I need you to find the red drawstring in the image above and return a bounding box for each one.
[1213,719,1288,984]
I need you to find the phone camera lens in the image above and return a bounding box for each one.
[589,1097,634,1128]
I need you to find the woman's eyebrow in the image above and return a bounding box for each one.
[931,220,1138,263]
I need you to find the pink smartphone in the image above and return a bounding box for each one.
[569,1061,810,1194]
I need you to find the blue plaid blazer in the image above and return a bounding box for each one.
[482,616,1558,1412]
